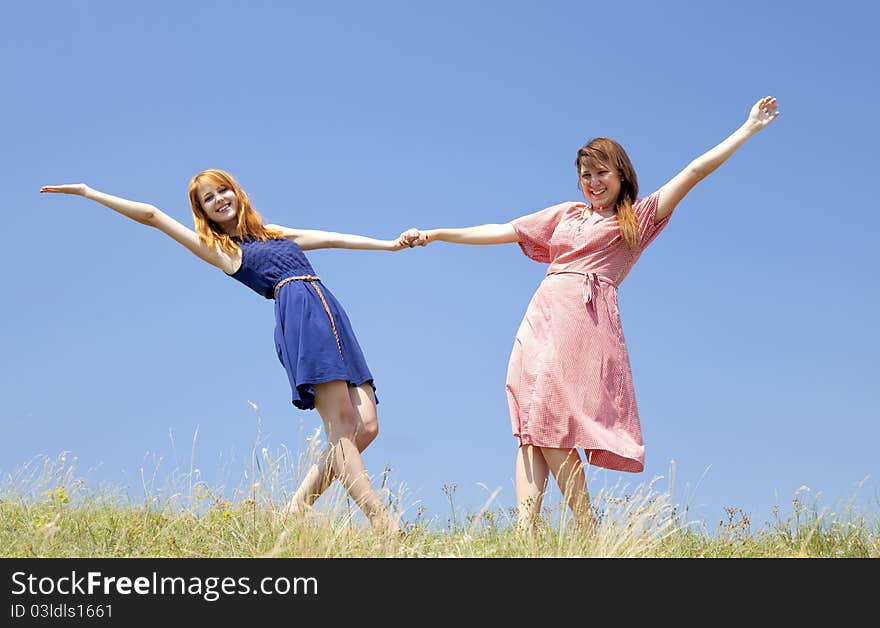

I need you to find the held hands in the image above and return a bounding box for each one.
[40,183,90,196]
[746,96,780,131]
[393,227,430,250]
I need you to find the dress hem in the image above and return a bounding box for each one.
[292,376,377,410]
[514,434,644,473]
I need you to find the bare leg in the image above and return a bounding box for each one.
[539,447,594,533]
[515,444,550,531]
[295,380,396,532]
[285,383,378,513]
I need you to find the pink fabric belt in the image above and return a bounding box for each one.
[547,270,616,310]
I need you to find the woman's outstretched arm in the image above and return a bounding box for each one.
[412,223,519,246]
[40,184,237,272]
[269,225,421,251]
[656,96,780,223]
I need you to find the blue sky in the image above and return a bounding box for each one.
[3,0,878,530]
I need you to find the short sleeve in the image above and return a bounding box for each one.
[511,202,572,263]
[634,190,670,251]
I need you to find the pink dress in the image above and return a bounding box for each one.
[506,190,670,472]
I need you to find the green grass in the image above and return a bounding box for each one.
[2,451,877,558]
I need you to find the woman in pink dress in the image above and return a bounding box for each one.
[410,96,780,531]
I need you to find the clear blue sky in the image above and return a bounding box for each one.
[3,0,878,530]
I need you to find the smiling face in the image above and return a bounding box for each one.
[578,163,622,211]
[197,181,239,229]
[574,137,639,214]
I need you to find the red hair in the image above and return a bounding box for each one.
[188,169,283,254]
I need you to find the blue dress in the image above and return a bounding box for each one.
[227,237,375,410]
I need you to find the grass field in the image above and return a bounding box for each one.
[2,450,877,558]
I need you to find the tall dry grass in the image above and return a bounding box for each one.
[1,446,877,558]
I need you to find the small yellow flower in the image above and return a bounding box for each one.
[55,487,69,504]
[46,487,70,504]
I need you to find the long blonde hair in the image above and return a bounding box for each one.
[575,138,639,250]
[188,169,283,254]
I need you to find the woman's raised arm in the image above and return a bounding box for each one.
[656,96,780,223]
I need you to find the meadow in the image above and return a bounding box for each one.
[2,448,877,559]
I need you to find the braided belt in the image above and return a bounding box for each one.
[273,275,343,357]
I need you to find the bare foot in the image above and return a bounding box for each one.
[370,511,402,536]
[280,499,315,518]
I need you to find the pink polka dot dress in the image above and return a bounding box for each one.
[506,190,669,472]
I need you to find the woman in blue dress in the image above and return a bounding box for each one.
[41,169,414,533]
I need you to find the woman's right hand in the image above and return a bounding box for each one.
[745,96,779,131]
[40,183,90,196]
